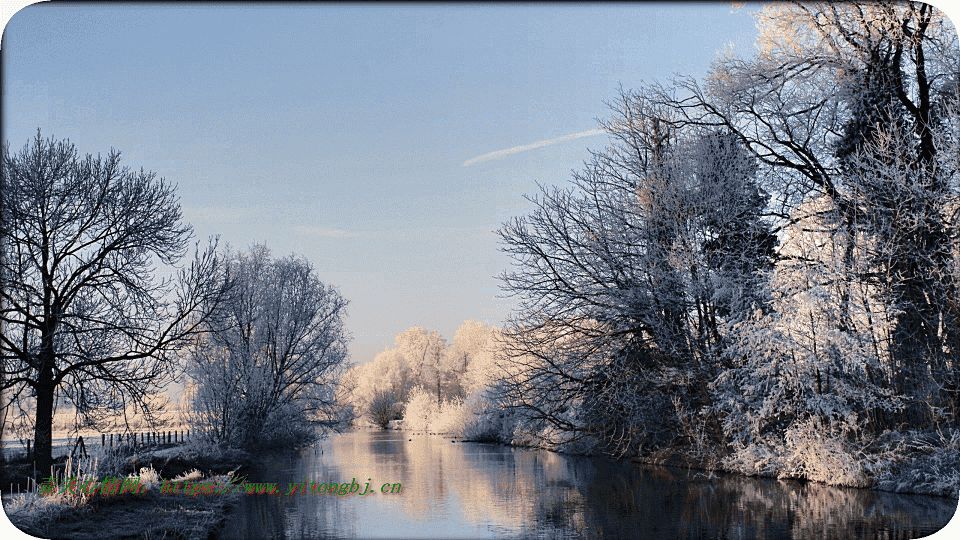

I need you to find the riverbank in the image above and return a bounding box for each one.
[392,418,960,500]
[624,441,960,499]
[2,444,251,540]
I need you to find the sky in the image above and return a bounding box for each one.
[0,2,878,365]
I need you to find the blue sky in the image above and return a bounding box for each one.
[2,3,766,364]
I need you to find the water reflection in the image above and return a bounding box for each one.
[218,429,956,539]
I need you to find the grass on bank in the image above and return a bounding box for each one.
[3,438,250,540]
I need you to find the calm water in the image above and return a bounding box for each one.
[218,428,956,539]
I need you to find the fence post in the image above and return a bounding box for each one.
[71,436,87,459]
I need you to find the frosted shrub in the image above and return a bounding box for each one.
[782,416,869,487]
[431,398,466,435]
[875,428,960,497]
[722,416,871,487]
[459,394,505,442]
[134,465,161,491]
[721,439,782,477]
[403,386,437,432]
[455,390,528,444]
[368,390,401,429]
[399,389,501,437]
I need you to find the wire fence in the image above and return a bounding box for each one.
[2,430,195,461]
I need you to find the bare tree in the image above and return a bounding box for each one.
[1,131,227,476]
[187,244,350,447]
[367,390,401,430]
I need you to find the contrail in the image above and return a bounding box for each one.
[462,128,605,167]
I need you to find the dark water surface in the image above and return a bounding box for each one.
[218,428,956,539]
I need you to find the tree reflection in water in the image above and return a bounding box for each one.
[218,429,956,539]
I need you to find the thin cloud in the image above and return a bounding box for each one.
[462,128,606,167]
[294,226,359,238]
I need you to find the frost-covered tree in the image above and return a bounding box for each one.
[658,1,960,428]
[345,325,458,423]
[714,195,904,454]
[841,121,960,424]
[497,91,777,456]
[394,327,447,407]
[347,347,412,417]
[461,327,504,397]
[491,1,958,487]
[444,320,494,399]
[187,244,350,447]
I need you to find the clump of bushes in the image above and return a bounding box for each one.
[402,387,439,432]
[368,390,403,429]
[399,385,523,443]
[873,428,960,498]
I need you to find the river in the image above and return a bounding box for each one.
[217,428,956,539]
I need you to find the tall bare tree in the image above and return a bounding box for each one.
[1,131,227,476]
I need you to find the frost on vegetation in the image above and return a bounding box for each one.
[396,380,523,443]
[5,490,69,532]
[186,244,350,449]
[134,465,161,491]
[781,417,869,488]
[719,422,960,497]
[402,388,476,436]
[4,455,98,528]
[6,454,144,531]
[402,386,438,432]
[430,397,470,435]
[173,468,205,483]
[873,429,960,498]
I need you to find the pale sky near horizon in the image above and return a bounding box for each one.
[0,2,923,366]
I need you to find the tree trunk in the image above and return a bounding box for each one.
[33,364,55,478]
